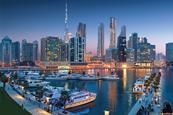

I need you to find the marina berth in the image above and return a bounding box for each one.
[64,91,96,109]
[25,79,50,87]
[46,73,69,80]
[68,73,81,80]
[101,73,119,80]
[132,78,145,94]
[79,74,99,80]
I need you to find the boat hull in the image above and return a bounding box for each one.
[64,95,96,109]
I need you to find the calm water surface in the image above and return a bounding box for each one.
[47,68,173,115]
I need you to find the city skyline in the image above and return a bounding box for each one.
[1,0,173,54]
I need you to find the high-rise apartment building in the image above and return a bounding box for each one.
[117,26,127,62]
[97,23,104,57]
[166,43,173,62]
[12,41,20,62]
[22,42,34,62]
[41,37,63,62]
[68,36,86,62]
[128,33,139,62]
[33,40,38,61]
[2,36,12,65]
[109,17,116,48]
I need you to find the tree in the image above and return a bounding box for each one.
[2,74,8,89]
[13,71,18,83]
[35,88,44,102]
[82,71,86,76]
[60,90,70,105]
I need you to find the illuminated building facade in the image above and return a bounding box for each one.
[117,26,127,62]
[137,37,155,62]
[12,41,20,62]
[22,42,34,62]
[126,48,135,62]
[109,17,116,48]
[33,40,38,61]
[166,43,173,62]
[41,37,63,62]
[128,33,139,62]
[68,36,86,62]
[97,23,104,57]
[2,36,12,65]
[105,48,118,62]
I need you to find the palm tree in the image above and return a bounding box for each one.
[60,90,70,105]
[97,72,100,78]
[82,71,86,76]
[2,74,8,89]
[13,71,18,84]
[68,71,71,77]
[35,88,44,102]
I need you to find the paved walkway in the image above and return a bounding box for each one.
[128,90,154,115]
[0,82,51,115]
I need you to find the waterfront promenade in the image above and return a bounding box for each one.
[0,82,51,115]
[128,89,154,115]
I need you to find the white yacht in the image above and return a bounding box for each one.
[26,79,50,87]
[79,75,99,80]
[26,71,42,80]
[68,73,81,80]
[102,74,119,80]
[46,73,69,80]
[133,79,145,94]
[64,91,96,109]
[144,73,151,81]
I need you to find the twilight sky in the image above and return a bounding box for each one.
[0,0,173,55]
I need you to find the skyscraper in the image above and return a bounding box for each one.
[77,22,86,38]
[166,43,173,62]
[76,22,86,60]
[97,23,104,57]
[12,41,20,62]
[33,40,38,61]
[64,0,69,43]
[128,33,139,62]
[2,36,12,65]
[109,17,116,48]
[137,37,155,62]
[22,42,34,62]
[117,26,127,62]
[0,43,2,61]
[68,36,86,62]
[41,37,62,62]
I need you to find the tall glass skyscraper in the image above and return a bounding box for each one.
[109,17,116,48]
[128,33,139,62]
[12,41,20,62]
[0,43,2,61]
[97,23,104,57]
[69,36,85,62]
[117,26,127,62]
[22,42,34,62]
[2,36,12,65]
[41,37,62,62]
[33,40,38,61]
[166,43,173,62]
[77,22,86,38]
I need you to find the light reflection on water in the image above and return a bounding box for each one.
[47,69,173,115]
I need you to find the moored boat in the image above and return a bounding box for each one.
[133,78,145,94]
[101,74,119,80]
[79,75,99,80]
[64,91,96,109]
